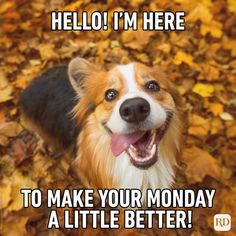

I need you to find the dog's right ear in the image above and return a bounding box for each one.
[68,57,93,95]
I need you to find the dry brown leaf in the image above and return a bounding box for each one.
[210,117,224,134]
[9,139,29,165]
[121,29,155,51]
[0,134,9,146]
[188,114,210,137]
[1,215,29,236]
[0,121,23,137]
[0,84,13,103]
[0,178,12,209]
[38,43,59,61]
[0,155,15,176]
[182,146,221,183]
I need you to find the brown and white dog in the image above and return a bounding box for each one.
[20,57,182,196]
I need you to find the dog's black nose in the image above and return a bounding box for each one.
[119,97,150,123]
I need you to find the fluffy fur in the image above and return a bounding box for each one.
[20,58,183,198]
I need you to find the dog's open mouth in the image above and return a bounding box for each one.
[127,130,157,168]
[110,114,172,169]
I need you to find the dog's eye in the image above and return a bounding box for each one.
[145,81,160,92]
[105,89,118,101]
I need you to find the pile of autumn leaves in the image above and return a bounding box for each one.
[0,0,236,235]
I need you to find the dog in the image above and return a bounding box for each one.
[20,57,183,196]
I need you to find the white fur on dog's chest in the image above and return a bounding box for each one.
[113,139,175,196]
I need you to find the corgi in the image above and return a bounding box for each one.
[20,57,183,196]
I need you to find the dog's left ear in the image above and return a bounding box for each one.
[68,57,93,95]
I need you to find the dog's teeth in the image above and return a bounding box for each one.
[129,144,137,152]
[150,144,156,155]
[128,147,137,158]
[148,133,156,149]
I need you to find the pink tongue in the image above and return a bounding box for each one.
[111,131,146,156]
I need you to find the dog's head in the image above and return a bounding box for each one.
[68,57,183,191]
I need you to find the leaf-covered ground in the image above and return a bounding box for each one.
[0,0,236,235]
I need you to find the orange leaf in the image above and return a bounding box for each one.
[182,146,221,184]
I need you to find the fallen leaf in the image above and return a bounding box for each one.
[0,121,23,137]
[38,44,59,61]
[0,84,13,103]
[210,117,224,134]
[0,179,12,209]
[227,0,236,13]
[188,114,210,136]
[200,20,223,38]
[219,112,234,121]
[1,215,29,236]
[0,134,9,146]
[186,4,212,23]
[173,51,194,66]
[192,83,214,97]
[208,103,224,116]
[182,146,221,183]
[121,29,155,51]
[9,139,29,165]
[8,170,37,211]
[226,122,236,138]
[0,1,15,14]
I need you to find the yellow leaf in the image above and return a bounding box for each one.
[210,118,224,134]
[136,53,149,63]
[226,122,236,137]
[202,65,220,81]
[63,0,83,11]
[228,0,236,13]
[188,126,208,136]
[0,84,13,103]
[192,83,214,97]
[0,71,8,89]
[130,0,145,7]
[223,40,236,56]
[0,179,12,209]
[173,51,194,66]
[0,2,14,14]
[186,4,212,23]
[200,20,223,38]
[38,44,59,61]
[188,114,210,137]
[8,170,37,211]
[157,43,171,54]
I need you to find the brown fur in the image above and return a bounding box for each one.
[70,61,183,189]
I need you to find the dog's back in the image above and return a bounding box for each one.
[20,65,80,151]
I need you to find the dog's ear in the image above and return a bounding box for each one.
[68,57,93,95]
